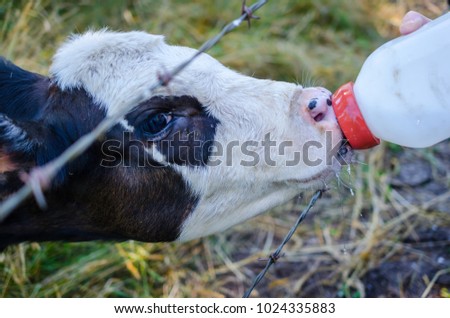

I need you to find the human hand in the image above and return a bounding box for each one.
[399,11,431,35]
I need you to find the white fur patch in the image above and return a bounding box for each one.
[119,119,135,132]
[145,144,168,166]
[51,30,165,115]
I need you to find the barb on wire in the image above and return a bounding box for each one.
[243,190,323,298]
[0,0,269,222]
[242,0,261,28]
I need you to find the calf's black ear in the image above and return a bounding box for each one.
[0,114,38,164]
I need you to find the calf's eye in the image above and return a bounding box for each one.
[143,113,173,135]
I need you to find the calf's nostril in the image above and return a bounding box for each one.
[308,99,317,110]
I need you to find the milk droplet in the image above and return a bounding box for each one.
[347,165,354,196]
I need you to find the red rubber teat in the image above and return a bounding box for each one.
[332,82,380,150]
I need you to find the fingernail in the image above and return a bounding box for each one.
[400,21,420,35]
[400,11,424,35]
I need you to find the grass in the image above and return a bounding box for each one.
[0,0,449,297]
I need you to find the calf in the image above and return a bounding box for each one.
[0,30,351,249]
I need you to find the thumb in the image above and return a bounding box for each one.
[399,11,431,35]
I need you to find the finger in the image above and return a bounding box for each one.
[400,11,432,35]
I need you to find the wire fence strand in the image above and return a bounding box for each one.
[243,189,323,298]
[0,0,269,222]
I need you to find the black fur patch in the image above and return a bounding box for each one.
[0,57,49,120]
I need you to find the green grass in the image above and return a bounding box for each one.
[0,0,449,297]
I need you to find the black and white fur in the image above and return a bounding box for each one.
[0,30,351,249]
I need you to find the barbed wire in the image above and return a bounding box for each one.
[0,0,269,222]
[243,189,323,298]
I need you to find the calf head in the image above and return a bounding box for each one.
[0,30,351,248]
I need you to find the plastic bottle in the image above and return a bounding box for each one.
[332,12,450,149]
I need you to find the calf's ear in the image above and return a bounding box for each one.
[0,115,42,198]
[0,113,86,187]
[0,57,52,174]
[0,114,38,164]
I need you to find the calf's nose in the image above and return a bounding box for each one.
[307,96,332,122]
[295,87,337,127]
